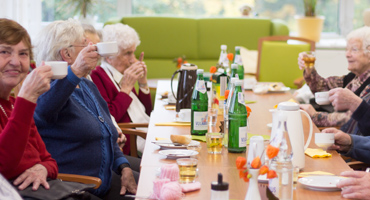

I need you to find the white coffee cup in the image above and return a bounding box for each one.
[315,133,334,149]
[45,61,68,79]
[315,91,330,105]
[96,41,118,57]
[178,109,191,122]
[247,136,265,167]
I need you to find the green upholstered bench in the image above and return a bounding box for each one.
[105,16,289,79]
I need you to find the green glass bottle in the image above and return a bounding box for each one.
[230,63,238,79]
[191,69,209,135]
[228,80,247,153]
[234,46,245,81]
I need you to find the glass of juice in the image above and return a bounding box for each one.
[302,51,316,69]
[177,158,198,183]
[206,132,224,154]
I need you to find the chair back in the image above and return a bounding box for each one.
[256,36,315,88]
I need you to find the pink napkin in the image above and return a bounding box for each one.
[180,182,201,193]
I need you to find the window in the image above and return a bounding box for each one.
[131,0,370,36]
[41,0,117,24]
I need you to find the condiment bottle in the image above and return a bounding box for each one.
[211,173,229,200]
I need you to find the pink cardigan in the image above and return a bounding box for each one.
[91,66,152,154]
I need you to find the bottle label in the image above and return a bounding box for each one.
[193,111,208,130]
[238,92,245,105]
[268,177,279,197]
[196,80,207,94]
[235,55,242,65]
[239,126,247,147]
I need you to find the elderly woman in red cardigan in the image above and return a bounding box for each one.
[91,24,152,156]
[0,18,57,191]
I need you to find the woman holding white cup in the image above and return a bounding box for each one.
[297,26,370,128]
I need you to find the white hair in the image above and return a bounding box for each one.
[34,19,84,65]
[102,23,140,51]
[346,26,370,53]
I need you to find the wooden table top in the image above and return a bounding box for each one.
[137,81,351,200]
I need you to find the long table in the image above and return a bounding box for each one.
[137,81,351,200]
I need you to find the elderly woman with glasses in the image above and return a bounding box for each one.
[297,26,370,135]
[33,19,137,199]
[0,18,57,191]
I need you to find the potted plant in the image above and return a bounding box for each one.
[295,0,325,42]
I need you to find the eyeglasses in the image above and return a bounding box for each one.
[346,47,363,54]
[68,45,87,48]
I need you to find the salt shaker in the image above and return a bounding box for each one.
[211,173,229,200]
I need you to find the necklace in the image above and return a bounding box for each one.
[0,103,13,118]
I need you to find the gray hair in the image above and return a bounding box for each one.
[346,26,370,53]
[34,19,84,65]
[102,23,140,51]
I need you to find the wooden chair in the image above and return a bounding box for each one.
[340,155,370,171]
[57,173,102,189]
[256,36,316,89]
[118,123,148,158]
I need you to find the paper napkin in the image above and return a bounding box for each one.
[191,135,206,142]
[305,148,332,158]
[247,133,270,145]
[164,105,176,110]
[298,171,334,178]
[155,122,191,126]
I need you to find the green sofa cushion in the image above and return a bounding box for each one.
[258,41,310,88]
[121,16,198,59]
[198,18,272,59]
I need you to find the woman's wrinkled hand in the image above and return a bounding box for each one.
[13,164,49,191]
[297,52,307,70]
[299,104,317,116]
[329,88,362,112]
[71,42,100,78]
[18,64,53,103]
[337,171,370,199]
[322,128,352,152]
[120,61,146,94]
[120,167,137,195]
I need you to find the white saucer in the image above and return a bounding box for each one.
[152,140,200,150]
[268,87,290,93]
[298,176,345,191]
[158,150,198,159]
[175,118,191,123]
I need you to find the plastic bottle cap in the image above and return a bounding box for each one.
[221,45,227,50]
[231,63,238,69]
[211,173,229,191]
[234,80,243,86]
[197,69,204,74]
[235,46,241,50]
[278,101,299,111]
[230,77,238,83]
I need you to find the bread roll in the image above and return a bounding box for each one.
[170,134,192,145]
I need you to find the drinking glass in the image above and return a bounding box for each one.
[302,51,316,69]
[177,158,198,183]
[208,108,218,127]
[206,132,224,154]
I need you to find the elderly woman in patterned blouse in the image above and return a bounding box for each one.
[297,26,370,133]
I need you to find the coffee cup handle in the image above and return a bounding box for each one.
[299,110,313,150]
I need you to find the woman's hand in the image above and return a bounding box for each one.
[120,167,137,195]
[337,171,370,199]
[116,127,127,148]
[322,128,352,152]
[299,104,317,116]
[71,43,100,78]
[13,164,49,191]
[329,88,362,112]
[120,61,146,94]
[18,64,53,103]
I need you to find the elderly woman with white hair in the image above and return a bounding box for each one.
[33,19,138,199]
[297,26,370,135]
[91,23,152,156]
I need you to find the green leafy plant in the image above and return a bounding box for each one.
[304,0,317,17]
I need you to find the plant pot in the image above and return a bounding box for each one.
[295,16,325,42]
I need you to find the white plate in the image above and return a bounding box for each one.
[175,118,191,123]
[268,87,290,93]
[153,140,200,150]
[163,99,176,105]
[258,174,268,183]
[158,150,199,159]
[298,176,345,191]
